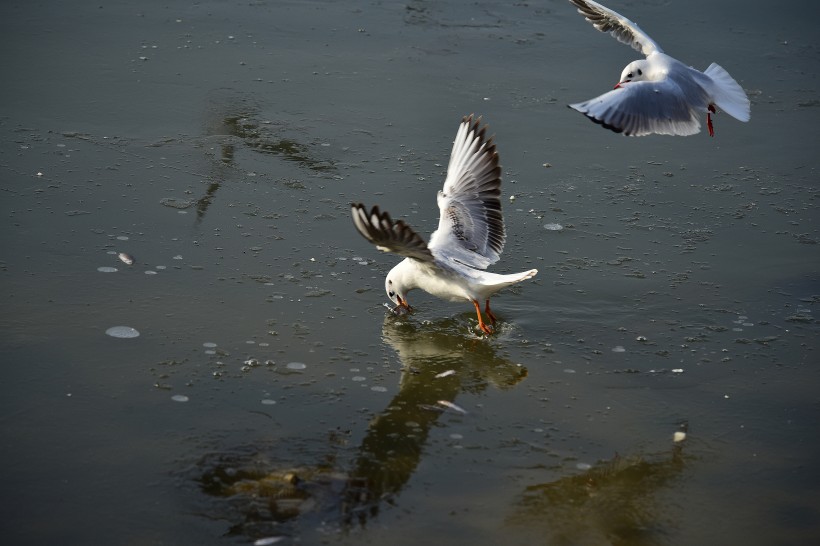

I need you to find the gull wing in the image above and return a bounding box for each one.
[427,115,505,270]
[568,78,704,136]
[351,203,435,263]
[569,0,662,56]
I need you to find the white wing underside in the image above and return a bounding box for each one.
[427,116,505,270]
[569,74,711,136]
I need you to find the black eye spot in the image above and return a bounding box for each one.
[637,69,643,76]
[388,290,395,298]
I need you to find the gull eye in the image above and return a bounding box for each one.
[626,73,632,78]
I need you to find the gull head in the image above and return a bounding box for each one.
[385,276,410,313]
[385,263,413,314]
[616,60,650,88]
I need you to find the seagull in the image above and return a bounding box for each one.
[351,115,538,335]
[567,0,750,137]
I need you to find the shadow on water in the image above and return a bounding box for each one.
[505,441,692,546]
[189,316,527,541]
[191,90,336,220]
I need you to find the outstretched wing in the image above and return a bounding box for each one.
[569,0,662,56]
[568,78,704,136]
[427,114,505,270]
[351,203,435,263]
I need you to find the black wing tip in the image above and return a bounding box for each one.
[568,105,629,135]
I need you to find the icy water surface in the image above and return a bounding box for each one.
[1,1,818,544]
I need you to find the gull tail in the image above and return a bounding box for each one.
[704,63,750,122]
[491,268,538,289]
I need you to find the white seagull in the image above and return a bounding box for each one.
[567,0,750,137]
[351,115,538,335]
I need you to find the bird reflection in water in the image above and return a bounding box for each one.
[192,315,527,541]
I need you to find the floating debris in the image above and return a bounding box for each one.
[673,431,687,443]
[435,369,456,378]
[543,223,564,231]
[286,362,306,370]
[171,394,189,403]
[159,197,195,209]
[105,326,140,339]
[97,266,118,273]
[117,252,134,265]
[437,400,468,414]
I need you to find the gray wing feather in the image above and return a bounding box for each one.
[351,203,435,262]
[428,115,505,270]
[568,78,706,136]
[569,0,661,56]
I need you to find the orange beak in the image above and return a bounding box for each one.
[396,295,411,310]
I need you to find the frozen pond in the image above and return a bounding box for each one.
[1,0,818,544]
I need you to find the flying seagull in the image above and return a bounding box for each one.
[567,0,750,136]
[351,115,537,335]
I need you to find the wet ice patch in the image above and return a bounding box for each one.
[105,326,140,338]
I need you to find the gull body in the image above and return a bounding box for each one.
[567,0,750,137]
[352,115,537,335]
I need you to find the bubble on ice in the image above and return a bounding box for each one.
[106,326,140,338]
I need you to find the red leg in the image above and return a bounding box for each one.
[484,299,498,326]
[472,299,493,335]
[707,104,716,137]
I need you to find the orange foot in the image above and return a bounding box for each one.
[472,299,494,335]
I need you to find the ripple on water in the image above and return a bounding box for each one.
[105,326,140,338]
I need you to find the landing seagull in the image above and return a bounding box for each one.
[351,115,537,335]
[567,0,750,136]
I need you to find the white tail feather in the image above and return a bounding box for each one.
[704,63,751,122]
